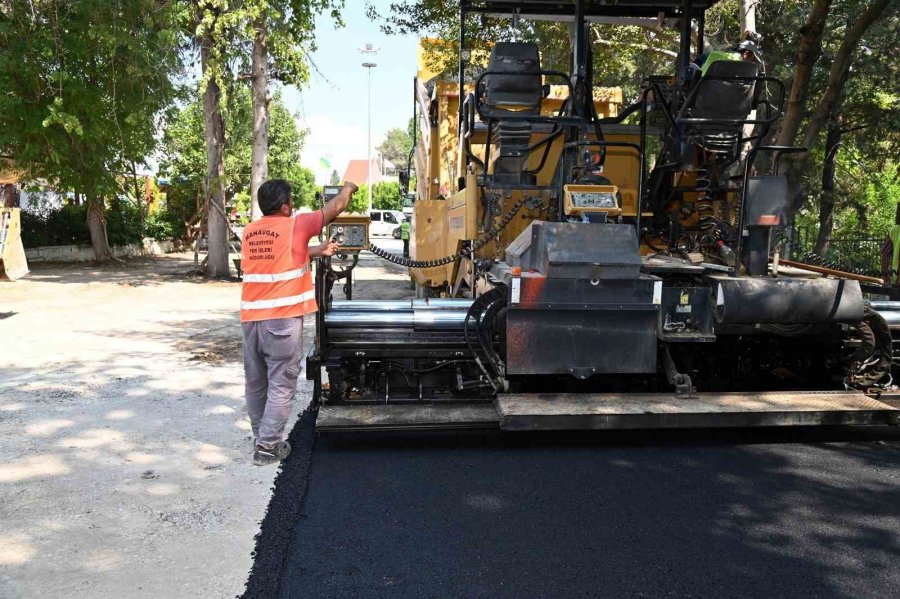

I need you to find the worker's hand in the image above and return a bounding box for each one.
[323,182,357,224]
[319,241,341,257]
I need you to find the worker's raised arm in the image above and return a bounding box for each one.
[321,181,358,224]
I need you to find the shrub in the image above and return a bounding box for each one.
[144,210,177,240]
[105,198,144,246]
[20,203,91,248]
[21,198,151,248]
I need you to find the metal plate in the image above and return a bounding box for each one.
[496,391,900,431]
[317,404,500,432]
[506,309,658,375]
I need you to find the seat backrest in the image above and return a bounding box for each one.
[481,42,543,116]
[690,60,758,122]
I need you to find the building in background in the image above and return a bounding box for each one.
[341,155,398,185]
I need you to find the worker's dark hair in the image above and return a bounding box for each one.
[258,179,292,215]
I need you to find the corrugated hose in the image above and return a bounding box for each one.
[367,196,527,268]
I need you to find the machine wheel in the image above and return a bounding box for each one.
[392,227,402,239]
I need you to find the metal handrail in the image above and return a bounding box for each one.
[677,75,786,128]
[473,69,580,123]
[460,93,486,171]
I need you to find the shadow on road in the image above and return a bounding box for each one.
[246,418,900,599]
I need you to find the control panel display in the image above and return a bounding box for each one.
[329,223,366,248]
[570,191,616,209]
[326,215,370,253]
[322,185,342,203]
[563,184,622,217]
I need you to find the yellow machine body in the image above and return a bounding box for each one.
[0,207,29,281]
[409,54,642,291]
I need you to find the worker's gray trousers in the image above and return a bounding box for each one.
[241,317,304,449]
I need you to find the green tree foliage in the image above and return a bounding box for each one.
[290,166,319,209]
[0,0,179,260]
[348,182,402,213]
[160,88,316,218]
[330,169,341,185]
[236,1,344,87]
[377,129,414,172]
[349,183,371,213]
[373,182,402,211]
[158,182,202,242]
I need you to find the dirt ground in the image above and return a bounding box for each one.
[0,247,410,598]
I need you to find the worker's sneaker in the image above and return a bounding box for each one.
[253,441,291,466]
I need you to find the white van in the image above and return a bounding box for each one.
[368,209,404,237]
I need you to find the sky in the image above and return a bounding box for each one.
[281,1,421,183]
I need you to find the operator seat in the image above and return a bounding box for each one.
[479,42,546,185]
[481,42,544,116]
[678,60,759,154]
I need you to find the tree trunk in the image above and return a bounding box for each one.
[86,194,112,262]
[740,0,758,35]
[250,17,268,222]
[200,42,230,279]
[775,0,832,149]
[800,0,893,152]
[813,124,842,256]
[130,160,144,226]
[783,0,893,215]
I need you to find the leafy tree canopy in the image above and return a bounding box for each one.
[0,0,179,201]
[377,128,414,173]
[160,86,317,209]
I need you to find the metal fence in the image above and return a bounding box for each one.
[790,227,883,275]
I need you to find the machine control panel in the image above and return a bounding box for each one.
[322,185,342,203]
[327,215,370,253]
[563,184,623,217]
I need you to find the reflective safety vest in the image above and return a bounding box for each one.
[890,225,900,284]
[240,215,316,322]
[700,49,741,77]
[400,220,410,240]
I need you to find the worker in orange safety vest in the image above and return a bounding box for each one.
[241,179,357,465]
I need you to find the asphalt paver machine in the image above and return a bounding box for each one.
[310,0,900,432]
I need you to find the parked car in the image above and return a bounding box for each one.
[369,209,404,237]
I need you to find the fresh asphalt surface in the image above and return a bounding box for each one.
[245,412,900,599]
[245,239,900,597]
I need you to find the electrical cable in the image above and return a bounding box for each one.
[367,195,528,268]
[463,285,508,388]
[478,295,508,375]
[469,286,508,379]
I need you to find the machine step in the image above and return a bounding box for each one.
[316,403,500,432]
[496,391,900,431]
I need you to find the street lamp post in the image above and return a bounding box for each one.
[360,43,379,213]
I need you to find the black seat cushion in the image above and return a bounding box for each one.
[689,60,759,122]
[482,42,543,115]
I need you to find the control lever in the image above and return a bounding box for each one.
[663,345,695,397]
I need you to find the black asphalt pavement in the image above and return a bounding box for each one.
[245,413,900,599]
